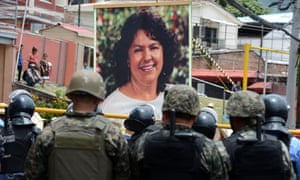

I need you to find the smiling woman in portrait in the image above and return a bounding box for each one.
[101,8,181,126]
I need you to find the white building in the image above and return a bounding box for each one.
[238,12,292,64]
[192,1,242,50]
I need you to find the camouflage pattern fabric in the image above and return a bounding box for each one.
[131,125,231,180]
[162,85,200,116]
[222,127,296,180]
[66,70,106,100]
[226,90,265,119]
[128,123,162,180]
[25,112,130,180]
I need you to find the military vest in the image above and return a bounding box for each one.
[223,132,285,180]
[143,129,209,180]
[128,124,161,149]
[1,125,40,173]
[48,115,112,180]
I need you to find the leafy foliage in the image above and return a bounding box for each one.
[216,0,270,17]
[32,93,68,120]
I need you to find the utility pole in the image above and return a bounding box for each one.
[78,0,81,27]
[286,0,300,129]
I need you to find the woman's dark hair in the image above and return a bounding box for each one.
[32,46,38,53]
[112,8,181,94]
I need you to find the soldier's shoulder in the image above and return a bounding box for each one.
[214,140,229,156]
[279,140,290,154]
[34,124,55,145]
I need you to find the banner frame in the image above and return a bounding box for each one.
[93,0,191,9]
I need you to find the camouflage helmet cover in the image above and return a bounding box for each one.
[66,70,106,100]
[226,90,265,118]
[162,85,200,116]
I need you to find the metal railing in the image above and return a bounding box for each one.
[0,0,18,31]
[1,102,300,135]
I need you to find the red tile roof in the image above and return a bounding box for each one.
[248,81,273,93]
[40,23,93,38]
[58,23,93,37]
[192,69,259,82]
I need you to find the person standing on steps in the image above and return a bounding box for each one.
[16,44,24,81]
[40,53,50,88]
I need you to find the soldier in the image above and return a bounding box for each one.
[192,108,217,139]
[199,104,229,140]
[25,70,130,180]
[124,104,162,180]
[66,102,102,113]
[263,93,300,180]
[0,89,41,180]
[124,104,160,147]
[131,84,230,180]
[222,90,295,180]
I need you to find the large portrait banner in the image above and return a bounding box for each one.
[95,1,191,127]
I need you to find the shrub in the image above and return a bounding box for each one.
[32,93,68,120]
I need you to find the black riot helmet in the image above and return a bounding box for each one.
[192,111,217,139]
[8,89,35,125]
[263,94,289,124]
[263,94,289,134]
[124,104,155,133]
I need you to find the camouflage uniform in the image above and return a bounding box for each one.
[131,125,231,180]
[129,123,162,180]
[222,90,296,180]
[130,85,231,180]
[25,112,130,180]
[25,70,130,180]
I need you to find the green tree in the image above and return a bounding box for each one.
[215,0,270,17]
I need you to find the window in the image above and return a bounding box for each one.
[30,23,46,34]
[40,0,52,3]
[69,0,90,5]
[202,27,217,44]
[193,24,200,39]
[83,46,94,68]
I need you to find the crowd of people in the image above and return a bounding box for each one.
[0,69,299,180]
[17,45,52,87]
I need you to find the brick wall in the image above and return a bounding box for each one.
[193,50,265,72]
[16,31,77,86]
[192,50,288,94]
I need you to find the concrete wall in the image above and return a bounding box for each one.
[40,26,93,46]
[40,28,77,42]
[0,44,15,103]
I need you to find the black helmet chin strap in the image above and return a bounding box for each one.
[3,107,15,143]
[237,114,263,143]
[4,107,8,128]
[256,114,263,141]
[169,109,176,137]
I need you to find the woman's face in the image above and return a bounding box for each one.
[128,29,163,86]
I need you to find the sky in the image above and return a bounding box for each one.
[258,0,293,13]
